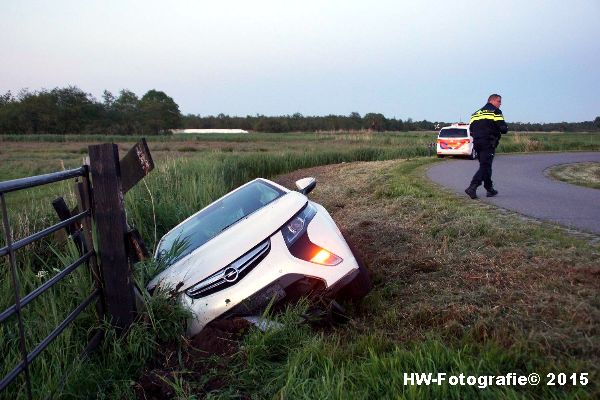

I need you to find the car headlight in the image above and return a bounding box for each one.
[282,203,342,266]
[281,203,317,247]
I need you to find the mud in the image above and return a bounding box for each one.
[134,318,251,400]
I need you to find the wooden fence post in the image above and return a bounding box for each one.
[88,143,136,332]
[51,196,85,254]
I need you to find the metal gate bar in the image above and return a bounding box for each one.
[0,289,100,392]
[1,192,33,399]
[0,167,87,194]
[0,167,91,399]
[0,251,93,324]
[0,210,90,257]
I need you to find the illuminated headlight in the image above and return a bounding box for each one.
[281,203,317,247]
[310,248,342,266]
[282,204,342,266]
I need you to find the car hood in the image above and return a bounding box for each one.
[148,191,307,292]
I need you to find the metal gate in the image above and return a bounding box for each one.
[0,139,154,399]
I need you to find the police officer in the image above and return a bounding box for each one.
[465,94,508,199]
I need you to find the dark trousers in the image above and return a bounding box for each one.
[470,142,495,190]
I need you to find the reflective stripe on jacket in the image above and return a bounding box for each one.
[469,103,508,145]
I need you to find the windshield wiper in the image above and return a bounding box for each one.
[219,217,246,233]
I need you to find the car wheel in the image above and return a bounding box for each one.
[470,148,478,160]
[437,154,444,158]
[337,235,372,301]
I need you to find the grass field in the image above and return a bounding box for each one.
[2,131,600,181]
[549,162,600,190]
[1,131,599,398]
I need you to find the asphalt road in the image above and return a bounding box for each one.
[426,152,600,234]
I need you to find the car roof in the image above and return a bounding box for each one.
[441,124,469,129]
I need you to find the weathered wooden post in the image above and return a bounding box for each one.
[51,197,85,254]
[88,143,136,332]
[119,139,154,263]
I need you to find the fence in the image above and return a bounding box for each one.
[0,140,153,399]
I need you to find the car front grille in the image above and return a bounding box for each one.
[185,239,271,299]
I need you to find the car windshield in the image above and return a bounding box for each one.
[439,128,469,138]
[156,180,285,266]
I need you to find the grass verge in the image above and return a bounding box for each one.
[548,162,600,190]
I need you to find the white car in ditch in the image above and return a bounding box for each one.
[148,177,371,336]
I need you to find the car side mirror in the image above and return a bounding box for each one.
[295,177,316,195]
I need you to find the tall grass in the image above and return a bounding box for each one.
[499,131,600,153]
[0,241,189,399]
[2,130,600,151]
[1,241,98,399]
[125,147,430,249]
[0,132,423,143]
[0,132,383,143]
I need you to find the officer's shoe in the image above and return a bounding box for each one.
[465,185,478,199]
[486,188,498,197]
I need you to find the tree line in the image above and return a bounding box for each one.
[0,86,181,135]
[508,120,600,132]
[182,112,437,132]
[1,86,599,134]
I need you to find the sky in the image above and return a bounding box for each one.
[1,0,599,123]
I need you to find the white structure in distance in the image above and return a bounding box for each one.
[171,129,249,134]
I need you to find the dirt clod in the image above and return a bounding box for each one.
[134,318,252,399]
[189,318,251,359]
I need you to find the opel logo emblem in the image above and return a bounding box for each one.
[223,267,239,283]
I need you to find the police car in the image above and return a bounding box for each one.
[436,123,477,159]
